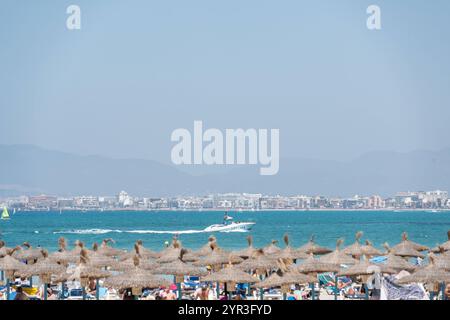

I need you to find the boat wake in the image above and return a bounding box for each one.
[53,228,249,235]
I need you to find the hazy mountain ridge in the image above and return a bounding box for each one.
[1,145,449,197]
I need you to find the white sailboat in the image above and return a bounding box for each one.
[1,207,10,220]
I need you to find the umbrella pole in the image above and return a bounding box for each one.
[174,275,182,300]
[441,282,445,300]
[310,283,315,300]
[60,282,64,300]
[44,283,48,300]
[82,286,86,300]
[216,282,220,300]
[6,277,10,300]
[334,275,338,301]
[364,283,369,300]
[96,279,100,300]
[30,275,33,287]
[259,288,264,300]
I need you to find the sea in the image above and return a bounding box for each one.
[1,210,449,252]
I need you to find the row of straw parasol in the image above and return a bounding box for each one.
[1,230,450,300]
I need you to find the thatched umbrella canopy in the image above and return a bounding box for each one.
[381,244,417,272]
[283,270,317,285]
[434,248,450,271]
[272,234,308,260]
[111,244,157,272]
[0,248,25,273]
[55,249,110,284]
[361,240,382,257]
[388,236,425,258]
[202,263,260,284]
[337,258,396,277]
[391,232,429,253]
[49,237,80,265]
[95,238,125,257]
[234,235,257,259]
[431,231,450,253]
[135,240,159,259]
[88,243,118,268]
[13,242,45,263]
[0,241,14,258]
[154,249,207,277]
[254,270,316,289]
[193,243,243,268]
[342,231,365,256]
[296,254,340,274]
[396,255,450,285]
[253,272,286,288]
[297,235,332,255]
[156,239,184,263]
[15,250,65,278]
[104,256,171,292]
[263,240,282,255]
[318,239,358,266]
[238,249,280,273]
[193,236,217,257]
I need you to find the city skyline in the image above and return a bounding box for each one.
[2,189,449,212]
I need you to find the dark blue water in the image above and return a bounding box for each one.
[1,210,449,252]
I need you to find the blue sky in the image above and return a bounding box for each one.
[1,0,450,165]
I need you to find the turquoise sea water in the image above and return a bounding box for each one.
[0,210,449,252]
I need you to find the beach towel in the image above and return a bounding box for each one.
[380,276,428,300]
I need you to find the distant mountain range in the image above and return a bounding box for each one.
[1,144,450,197]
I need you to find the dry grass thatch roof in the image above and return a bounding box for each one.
[296,235,332,255]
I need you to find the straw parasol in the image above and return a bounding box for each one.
[0,248,25,274]
[193,243,243,268]
[296,253,340,274]
[337,257,396,277]
[49,237,80,265]
[391,232,429,253]
[238,249,280,273]
[396,254,450,285]
[234,235,257,259]
[156,239,183,263]
[88,243,118,268]
[15,250,65,279]
[297,235,332,255]
[193,236,217,257]
[431,231,450,253]
[95,238,125,257]
[0,241,13,258]
[55,249,110,284]
[381,243,417,272]
[263,240,282,255]
[271,234,308,260]
[13,242,45,263]
[154,249,207,277]
[361,240,382,257]
[202,263,260,284]
[135,240,159,259]
[342,231,365,256]
[388,236,425,258]
[104,256,171,293]
[0,248,26,300]
[318,239,358,266]
[111,244,157,272]
[434,248,450,271]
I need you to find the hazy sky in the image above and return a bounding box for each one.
[1,0,450,165]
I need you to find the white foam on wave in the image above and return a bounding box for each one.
[54,228,204,235]
[53,228,249,235]
[53,229,123,235]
